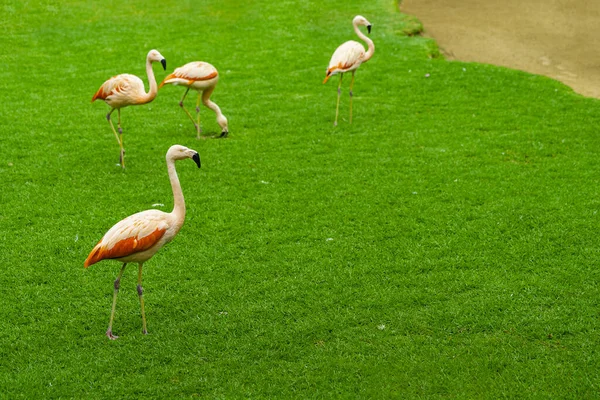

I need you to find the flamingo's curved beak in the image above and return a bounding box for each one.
[192,152,201,168]
[367,25,372,34]
[160,59,167,70]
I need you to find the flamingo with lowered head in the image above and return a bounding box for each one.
[160,61,229,139]
[92,49,167,168]
[84,144,201,340]
[323,16,374,126]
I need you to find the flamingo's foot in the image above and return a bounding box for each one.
[106,329,119,340]
[142,329,148,335]
[334,121,338,127]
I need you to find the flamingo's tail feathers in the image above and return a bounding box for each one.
[84,227,166,269]
[84,244,102,268]
[91,86,105,103]
[159,73,175,89]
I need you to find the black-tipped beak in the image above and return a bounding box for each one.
[192,152,201,168]
[367,24,372,34]
[160,59,167,71]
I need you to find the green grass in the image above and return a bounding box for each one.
[1,0,600,397]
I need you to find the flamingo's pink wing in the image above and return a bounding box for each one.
[84,211,168,267]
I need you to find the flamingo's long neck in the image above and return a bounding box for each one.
[354,23,375,63]
[141,57,159,104]
[167,157,186,225]
[202,91,228,131]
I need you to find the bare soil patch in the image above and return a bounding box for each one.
[401,0,600,98]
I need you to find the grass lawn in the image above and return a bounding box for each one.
[1,0,600,397]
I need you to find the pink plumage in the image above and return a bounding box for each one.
[323,41,369,84]
[84,212,168,268]
[85,145,201,340]
[92,49,167,168]
[324,16,375,125]
[160,61,229,139]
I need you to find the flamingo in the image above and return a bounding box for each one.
[323,15,374,126]
[92,49,167,168]
[84,144,201,340]
[159,61,229,139]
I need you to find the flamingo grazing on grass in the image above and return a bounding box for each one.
[159,61,229,139]
[323,16,374,126]
[84,145,201,340]
[92,49,167,168]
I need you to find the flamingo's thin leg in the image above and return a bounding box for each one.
[117,109,124,168]
[179,87,200,137]
[335,73,343,126]
[349,71,356,124]
[107,263,127,340]
[106,108,124,168]
[137,263,148,335]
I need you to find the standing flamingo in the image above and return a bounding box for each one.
[159,61,229,139]
[323,16,374,126]
[84,145,201,340]
[92,49,167,168]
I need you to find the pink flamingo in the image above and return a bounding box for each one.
[160,61,229,139]
[323,16,374,126]
[92,49,167,168]
[84,145,201,340]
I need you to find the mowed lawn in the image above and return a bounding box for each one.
[1,0,600,397]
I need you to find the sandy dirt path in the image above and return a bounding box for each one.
[401,0,600,98]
